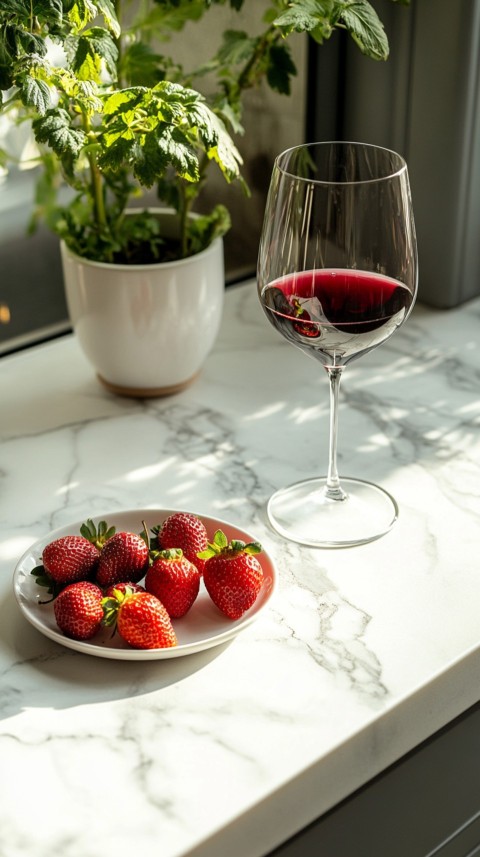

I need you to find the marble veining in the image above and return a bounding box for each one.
[1,282,480,857]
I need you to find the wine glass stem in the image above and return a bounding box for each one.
[324,367,347,502]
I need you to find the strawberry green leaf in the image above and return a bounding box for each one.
[244,541,262,555]
[213,530,228,550]
[80,518,97,541]
[101,595,120,627]
[30,564,52,587]
[230,539,262,555]
[80,518,116,547]
[157,548,183,560]
[97,519,116,541]
[198,529,230,559]
[30,564,61,598]
[230,539,246,552]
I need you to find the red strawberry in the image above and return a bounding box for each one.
[145,549,200,618]
[96,531,149,588]
[102,587,177,649]
[201,530,264,620]
[53,581,104,640]
[155,512,208,574]
[42,535,100,586]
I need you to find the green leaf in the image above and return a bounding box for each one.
[80,517,116,546]
[30,564,60,599]
[206,122,242,182]
[244,541,262,556]
[217,30,257,67]
[21,76,51,114]
[215,98,244,136]
[198,530,262,559]
[129,0,205,36]
[273,0,334,40]
[183,99,241,179]
[102,88,141,117]
[120,42,164,88]
[73,27,118,81]
[13,25,48,58]
[32,108,86,158]
[94,0,121,38]
[340,1,389,61]
[33,0,63,26]
[101,595,120,628]
[134,126,200,187]
[198,528,228,559]
[0,1,29,14]
[230,539,262,555]
[67,0,98,32]
[30,564,51,587]
[185,204,231,255]
[266,43,297,96]
[158,548,183,560]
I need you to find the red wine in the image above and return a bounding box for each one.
[261,269,413,367]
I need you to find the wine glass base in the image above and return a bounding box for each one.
[267,477,398,549]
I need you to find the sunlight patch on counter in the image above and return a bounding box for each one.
[244,402,285,421]
[123,458,176,482]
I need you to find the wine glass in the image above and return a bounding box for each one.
[257,141,418,548]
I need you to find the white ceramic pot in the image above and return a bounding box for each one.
[60,212,224,397]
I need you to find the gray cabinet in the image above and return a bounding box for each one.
[266,703,480,857]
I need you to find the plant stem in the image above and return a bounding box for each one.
[82,113,110,259]
[89,153,108,230]
[237,25,280,92]
[324,367,347,501]
[179,151,210,256]
[114,0,124,87]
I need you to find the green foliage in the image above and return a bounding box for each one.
[0,0,406,263]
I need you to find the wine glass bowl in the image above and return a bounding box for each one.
[257,142,418,548]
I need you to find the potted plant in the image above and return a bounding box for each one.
[0,0,402,396]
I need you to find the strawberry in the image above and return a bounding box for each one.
[200,530,264,620]
[53,581,104,640]
[154,512,208,574]
[41,535,100,587]
[145,549,200,618]
[95,531,149,588]
[102,587,177,649]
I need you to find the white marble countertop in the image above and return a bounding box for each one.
[1,280,480,857]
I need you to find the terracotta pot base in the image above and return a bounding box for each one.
[97,371,200,398]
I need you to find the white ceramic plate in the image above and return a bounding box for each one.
[13,508,277,661]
